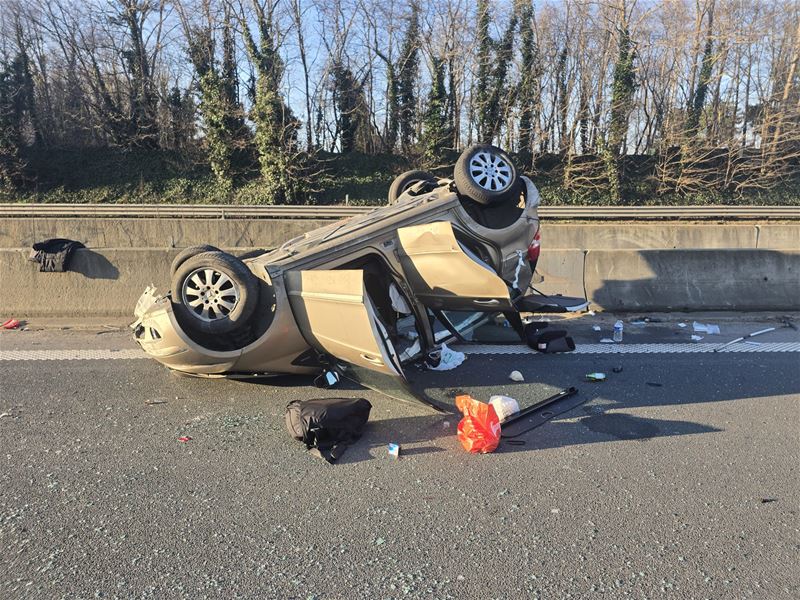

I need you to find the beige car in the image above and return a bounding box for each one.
[133,145,586,406]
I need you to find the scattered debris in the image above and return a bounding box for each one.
[508,370,524,382]
[0,412,11,419]
[646,382,663,388]
[455,395,501,454]
[782,317,798,331]
[375,537,386,545]
[693,321,721,335]
[178,436,192,442]
[144,399,167,405]
[586,373,606,382]
[600,338,615,343]
[630,320,647,326]
[678,322,688,328]
[313,370,341,388]
[489,395,520,422]
[441,420,450,429]
[592,325,601,331]
[691,335,704,341]
[587,310,596,316]
[633,316,663,323]
[612,366,624,373]
[760,498,778,504]
[387,443,401,458]
[613,320,624,342]
[713,327,777,352]
[428,344,466,371]
[2,319,20,330]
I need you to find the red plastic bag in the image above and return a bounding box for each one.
[455,395,501,454]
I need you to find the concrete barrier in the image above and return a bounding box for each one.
[2,215,798,316]
[1,248,178,318]
[543,223,760,249]
[0,218,329,250]
[584,249,800,311]
[3,218,797,250]
[3,246,798,317]
[534,250,586,299]
[756,224,800,249]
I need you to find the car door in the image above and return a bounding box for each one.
[396,221,514,311]
[284,269,403,377]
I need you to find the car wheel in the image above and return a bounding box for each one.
[388,170,437,204]
[454,144,521,205]
[171,244,221,276]
[171,251,259,335]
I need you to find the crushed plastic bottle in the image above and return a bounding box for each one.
[613,320,624,342]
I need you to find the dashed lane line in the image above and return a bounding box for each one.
[455,342,800,354]
[0,342,798,362]
[0,349,147,361]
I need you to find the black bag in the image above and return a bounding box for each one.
[285,397,372,463]
[524,323,576,353]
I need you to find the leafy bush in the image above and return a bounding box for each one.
[3,146,798,206]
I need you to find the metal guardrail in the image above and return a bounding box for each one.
[2,203,798,220]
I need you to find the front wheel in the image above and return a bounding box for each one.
[454,144,521,205]
[171,251,259,335]
[171,244,221,276]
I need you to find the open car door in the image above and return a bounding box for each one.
[285,270,402,377]
[397,221,514,311]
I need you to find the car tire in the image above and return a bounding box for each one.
[171,251,259,335]
[171,244,221,276]
[453,144,521,205]
[388,170,437,204]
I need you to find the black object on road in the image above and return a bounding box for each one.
[29,238,85,272]
[285,397,372,464]
[524,324,576,353]
[501,387,581,440]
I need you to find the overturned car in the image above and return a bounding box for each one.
[133,145,587,408]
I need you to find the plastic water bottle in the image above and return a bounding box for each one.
[613,320,624,342]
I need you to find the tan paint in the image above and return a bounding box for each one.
[285,270,400,376]
[397,221,512,309]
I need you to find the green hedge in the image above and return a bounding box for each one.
[2,147,798,206]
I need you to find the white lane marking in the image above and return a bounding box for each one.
[0,349,147,361]
[1,342,799,362]
[457,342,800,355]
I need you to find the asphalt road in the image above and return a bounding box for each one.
[1,315,798,599]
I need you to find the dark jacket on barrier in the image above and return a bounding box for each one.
[29,238,85,272]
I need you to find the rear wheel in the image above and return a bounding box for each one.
[454,144,520,205]
[171,251,259,335]
[388,170,437,204]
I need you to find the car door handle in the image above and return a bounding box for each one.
[474,299,500,305]
[361,354,384,365]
